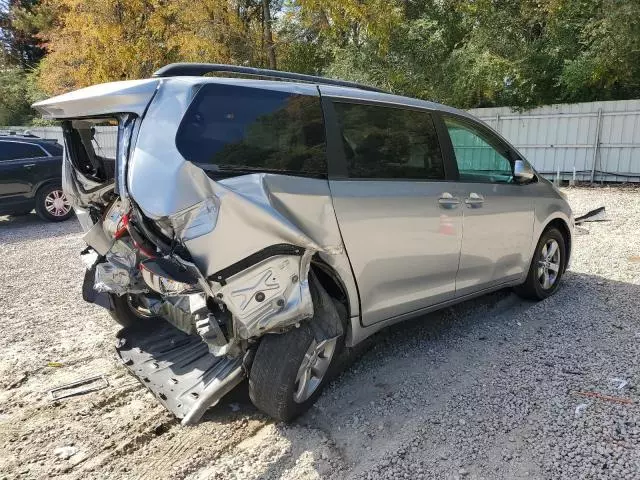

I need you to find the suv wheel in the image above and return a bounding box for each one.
[249,280,344,422]
[515,227,566,300]
[35,184,73,222]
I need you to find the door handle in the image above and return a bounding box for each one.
[438,192,461,208]
[23,163,36,168]
[464,192,484,207]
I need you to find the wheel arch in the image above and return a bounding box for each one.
[34,178,63,197]
[310,255,351,331]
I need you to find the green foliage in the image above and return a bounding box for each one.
[279,0,640,109]
[1,0,48,68]
[0,68,33,125]
[3,0,640,116]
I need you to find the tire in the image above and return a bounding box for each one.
[515,227,566,300]
[249,279,345,422]
[109,294,159,328]
[35,183,73,222]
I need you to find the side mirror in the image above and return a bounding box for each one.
[513,159,535,183]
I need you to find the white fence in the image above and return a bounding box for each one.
[5,98,640,182]
[469,100,640,183]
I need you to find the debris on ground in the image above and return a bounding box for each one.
[575,391,634,405]
[7,372,28,390]
[574,403,589,418]
[610,377,628,390]
[49,374,109,401]
[53,446,77,460]
[575,206,607,224]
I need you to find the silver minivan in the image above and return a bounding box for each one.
[34,64,574,424]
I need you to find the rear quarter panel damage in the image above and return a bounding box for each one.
[126,79,359,336]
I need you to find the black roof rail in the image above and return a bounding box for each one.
[152,63,388,94]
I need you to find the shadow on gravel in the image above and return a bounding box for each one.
[238,271,640,478]
[0,213,81,244]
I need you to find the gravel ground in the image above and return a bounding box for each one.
[1,186,639,480]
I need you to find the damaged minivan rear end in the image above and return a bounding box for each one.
[34,74,353,424]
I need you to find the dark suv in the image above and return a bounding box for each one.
[0,134,73,222]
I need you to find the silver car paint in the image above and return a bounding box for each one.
[329,179,463,327]
[33,79,161,118]
[451,182,535,297]
[33,77,573,350]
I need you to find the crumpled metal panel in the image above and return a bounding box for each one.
[93,242,145,295]
[214,251,314,339]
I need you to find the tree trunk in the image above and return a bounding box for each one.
[262,0,276,69]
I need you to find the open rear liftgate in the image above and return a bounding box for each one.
[115,323,244,425]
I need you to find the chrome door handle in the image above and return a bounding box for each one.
[464,192,484,207]
[438,192,461,208]
[23,163,36,168]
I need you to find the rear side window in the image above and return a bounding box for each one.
[0,141,46,161]
[43,142,63,156]
[176,84,327,177]
[333,102,445,180]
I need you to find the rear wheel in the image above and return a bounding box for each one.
[35,184,73,222]
[515,227,566,300]
[249,280,344,422]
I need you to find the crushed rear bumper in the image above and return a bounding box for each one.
[115,322,244,425]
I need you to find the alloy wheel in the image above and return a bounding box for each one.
[293,337,337,403]
[537,239,561,290]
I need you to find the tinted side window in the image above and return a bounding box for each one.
[0,141,46,161]
[44,142,63,156]
[176,84,327,177]
[444,117,513,183]
[333,102,444,180]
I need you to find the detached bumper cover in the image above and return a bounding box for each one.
[115,322,243,425]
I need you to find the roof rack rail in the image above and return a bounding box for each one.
[152,63,388,94]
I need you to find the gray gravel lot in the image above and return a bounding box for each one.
[0,186,639,480]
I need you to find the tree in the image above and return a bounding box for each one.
[36,0,287,95]
[16,0,640,109]
[1,0,47,68]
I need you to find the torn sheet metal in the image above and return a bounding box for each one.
[212,251,314,340]
[94,241,145,295]
[115,322,243,424]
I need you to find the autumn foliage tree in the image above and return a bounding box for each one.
[2,0,640,124]
[37,0,273,94]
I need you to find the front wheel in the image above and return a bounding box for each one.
[515,227,566,300]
